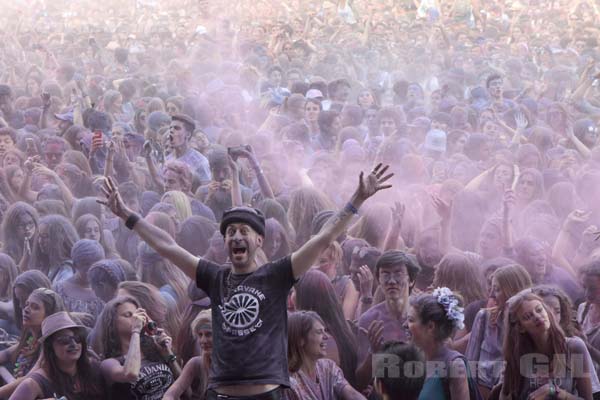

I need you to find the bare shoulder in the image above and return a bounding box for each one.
[567,336,588,354]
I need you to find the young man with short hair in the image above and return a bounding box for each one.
[167,114,211,185]
[0,127,17,159]
[355,250,421,390]
[99,163,393,400]
[374,341,425,400]
[486,74,515,113]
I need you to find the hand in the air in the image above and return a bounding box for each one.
[355,163,393,202]
[96,176,133,219]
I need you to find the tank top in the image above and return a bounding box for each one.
[109,356,174,400]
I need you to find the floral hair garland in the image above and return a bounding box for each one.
[432,287,465,330]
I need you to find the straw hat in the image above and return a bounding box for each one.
[40,312,85,343]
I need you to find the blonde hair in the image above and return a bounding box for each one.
[490,264,532,324]
[191,309,212,332]
[162,191,192,221]
[502,291,566,397]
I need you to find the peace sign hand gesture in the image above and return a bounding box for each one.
[355,163,394,203]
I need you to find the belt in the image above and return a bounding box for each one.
[206,387,283,400]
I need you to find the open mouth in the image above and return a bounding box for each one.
[231,244,248,257]
[320,342,327,350]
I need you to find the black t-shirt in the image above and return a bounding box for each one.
[196,256,296,389]
[110,357,174,400]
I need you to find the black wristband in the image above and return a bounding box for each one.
[125,214,140,230]
[165,354,177,364]
[361,296,373,305]
[345,202,359,215]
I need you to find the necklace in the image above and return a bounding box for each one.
[225,270,245,302]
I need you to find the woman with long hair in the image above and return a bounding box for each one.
[75,213,118,258]
[4,165,26,199]
[465,264,532,398]
[71,196,105,223]
[304,98,322,137]
[0,253,18,332]
[62,150,93,177]
[577,261,600,369]
[533,285,600,395]
[433,253,487,307]
[258,198,296,244]
[9,312,105,400]
[286,311,365,400]
[117,281,180,344]
[28,215,79,285]
[500,291,593,400]
[533,285,581,339]
[433,253,488,353]
[176,216,218,258]
[96,296,179,400]
[55,162,95,199]
[294,269,358,387]
[514,237,580,300]
[465,159,515,212]
[0,288,65,398]
[407,288,472,399]
[264,218,292,262]
[316,241,359,320]
[348,204,392,249]
[11,271,52,332]
[162,190,193,222]
[164,310,213,400]
[0,253,18,303]
[288,187,333,248]
[1,202,38,267]
[174,284,211,365]
[3,148,25,168]
[137,242,190,315]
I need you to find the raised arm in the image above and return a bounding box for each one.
[32,164,75,211]
[291,164,393,279]
[383,202,405,251]
[98,177,199,280]
[19,157,40,204]
[163,357,202,400]
[38,92,51,129]
[100,308,146,383]
[432,195,452,254]
[143,141,165,192]
[234,146,274,200]
[228,156,243,207]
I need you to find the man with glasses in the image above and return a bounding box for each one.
[355,250,421,391]
[99,163,393,400]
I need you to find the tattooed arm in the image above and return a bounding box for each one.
[291,164,393,280]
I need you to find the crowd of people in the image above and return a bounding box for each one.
[0,0,599,398]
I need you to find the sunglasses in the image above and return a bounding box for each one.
[54,335,83,346]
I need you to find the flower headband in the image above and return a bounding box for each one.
[432,287,465,330]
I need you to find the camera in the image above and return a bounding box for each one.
[143,321,158,336]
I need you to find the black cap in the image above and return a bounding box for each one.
[220,207,266,237]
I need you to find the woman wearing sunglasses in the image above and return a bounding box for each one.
[9,311,105,400]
